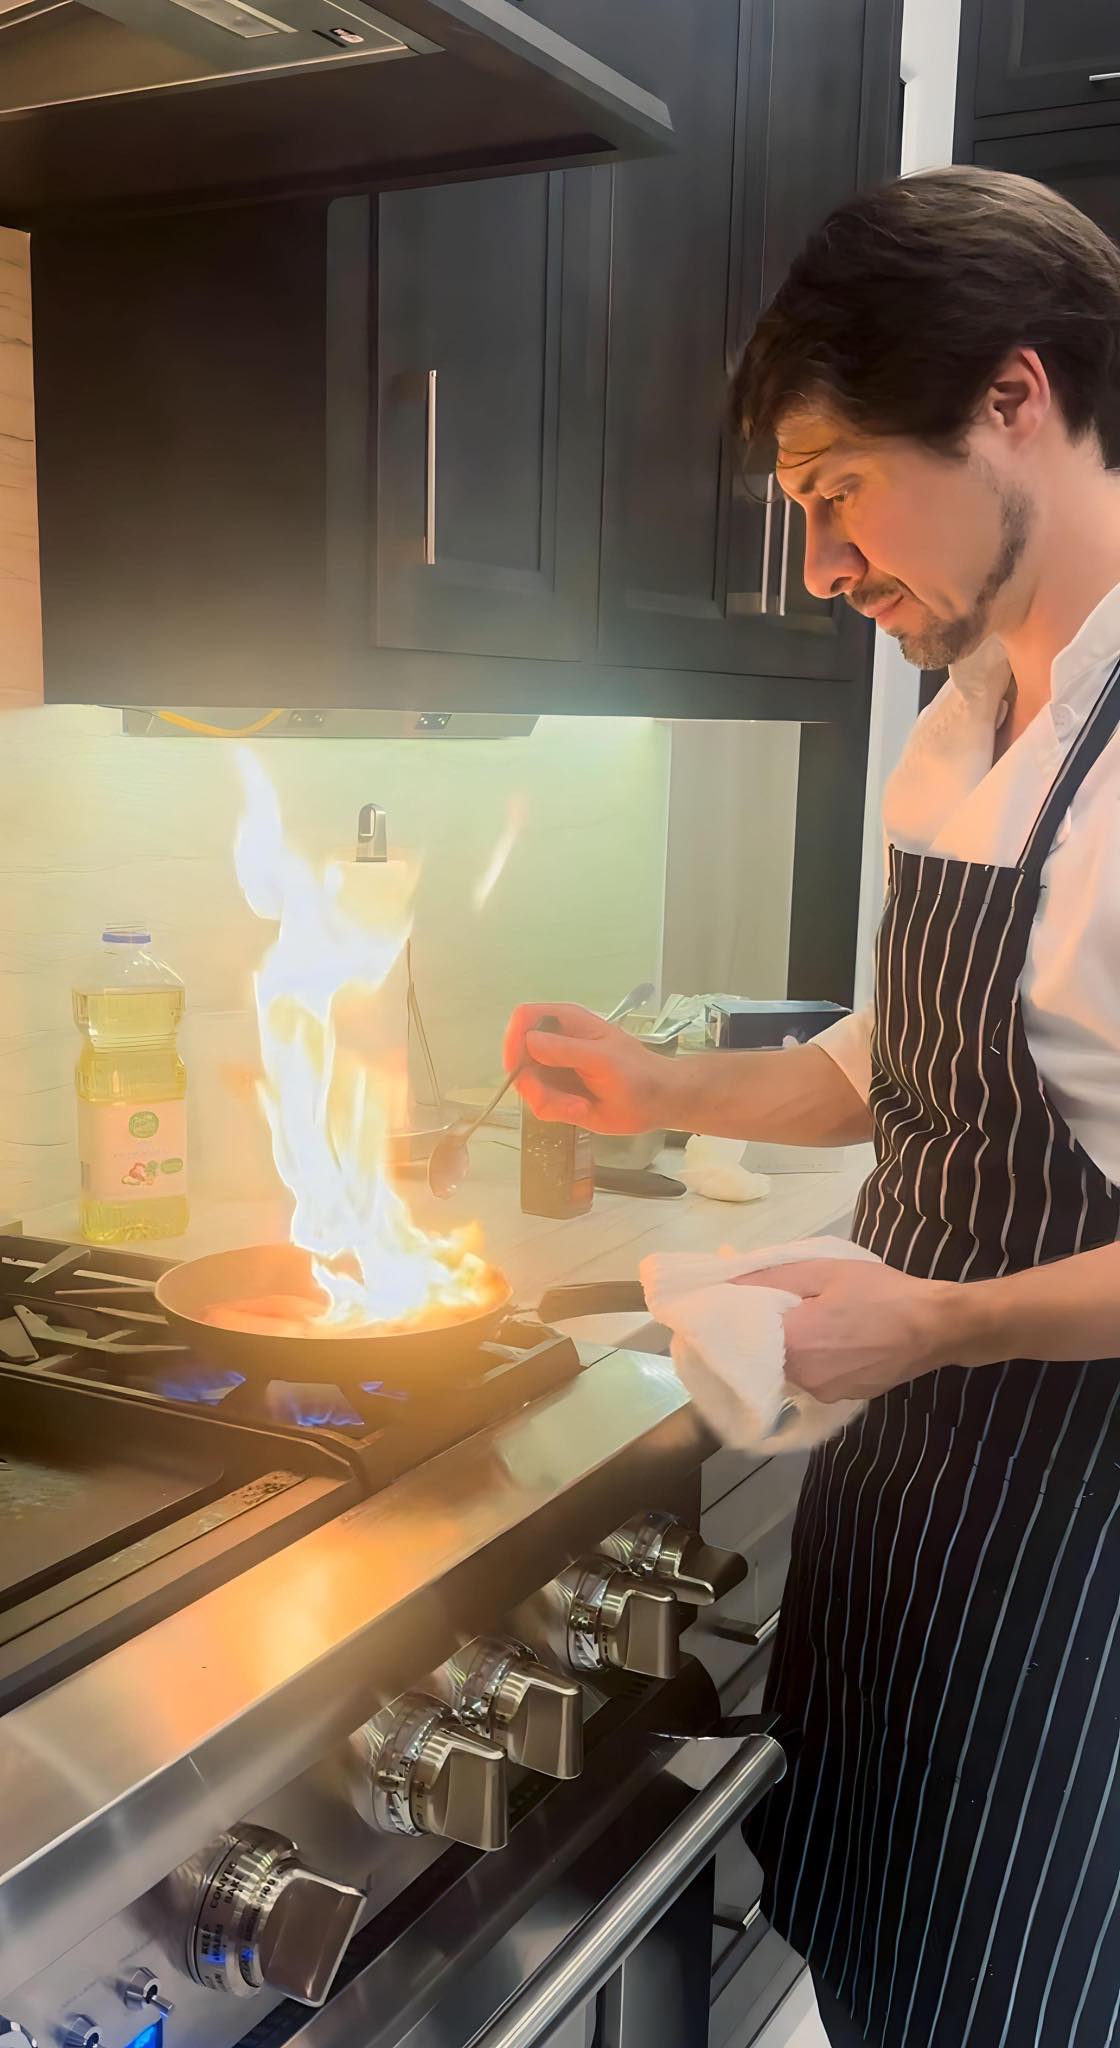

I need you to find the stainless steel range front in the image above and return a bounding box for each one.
[0,1238,787,2048]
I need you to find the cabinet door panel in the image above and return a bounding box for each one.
[597,0,870,681]
[976,0,1120,119]
[597,0,743,669]
[375,169,605,659]
[976,124,1120,238]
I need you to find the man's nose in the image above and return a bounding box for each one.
[802,509,866,602]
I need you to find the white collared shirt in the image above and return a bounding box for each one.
[819,581,1120,1187]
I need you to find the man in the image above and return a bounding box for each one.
[505,168,1120,2047]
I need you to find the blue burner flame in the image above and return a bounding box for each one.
[151,1366,372,1429]
[155,1368,246,1405]
[267,1383,366,1430]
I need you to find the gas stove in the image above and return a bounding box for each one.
[0,1234,589,1712]
[0,1235,783,2048]
[0,1232,586,1458]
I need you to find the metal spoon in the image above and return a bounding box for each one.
[427,982,655,1199]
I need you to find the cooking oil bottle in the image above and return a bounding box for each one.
[74,926,188,1244]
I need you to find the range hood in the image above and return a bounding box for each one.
[0,0,671,224]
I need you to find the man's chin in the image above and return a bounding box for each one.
[894,626,936,669]
[895,616,986,672]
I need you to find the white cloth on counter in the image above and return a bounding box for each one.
[640,1235,879,1454]
[677,1133,771,1204]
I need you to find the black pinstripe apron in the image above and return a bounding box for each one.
[749,658,1120,2048]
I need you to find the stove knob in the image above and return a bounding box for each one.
[0,2025,36,2048]
[61,2024,100,2048]
[358,1695,508,1849]
[564,1563,680,1678]
[122,1968,174,2018]
[188,1826,363,2004]
[452,1639,583,1778]
[603,1511,748,1607]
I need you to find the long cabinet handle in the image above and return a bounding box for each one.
[424,367,438,566]
[1089,72,1120,82]
[468,1735,785,2048]
[778,498,792,617]
[759,472,776,615]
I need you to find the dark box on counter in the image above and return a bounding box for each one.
[706,997,849,1049]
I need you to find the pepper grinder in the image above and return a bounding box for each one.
[519,1016,595,1219]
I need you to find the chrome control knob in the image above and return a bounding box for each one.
[61,2023,100,2048]
[0,2024,36,2047]
[563,1563,680,1678]
[188,1826,363,2005]
[357,1696,508,1850]
[450,1638,583,1778]
[122,1969,174,2018]
[603,1510,748,1607]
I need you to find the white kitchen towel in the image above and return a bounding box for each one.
[640,1235,880,1454]
[678,1133,771,1203]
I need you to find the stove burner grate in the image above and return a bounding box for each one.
[0,1235,584,1471]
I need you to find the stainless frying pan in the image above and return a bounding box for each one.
[155,1242,515,1390]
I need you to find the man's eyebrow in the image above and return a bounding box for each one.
[773,460,827,503]
[776,443,860,500]
[776,460,822,500]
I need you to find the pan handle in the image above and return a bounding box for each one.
[536,1280,649,1323]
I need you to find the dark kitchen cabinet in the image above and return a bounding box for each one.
[33,0,896,721]
[367,0,898,686]
[34,204,332,710]
[971,0,1120,121]
[595,0,896,681]
[373,169,609,661]
[971,126,1120,463]
[974,124,1120,239]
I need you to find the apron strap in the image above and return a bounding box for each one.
[1020,652,1120,882]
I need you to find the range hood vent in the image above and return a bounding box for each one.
[120,707,540,739]
[1,0,424,112]
[0,0,671,224]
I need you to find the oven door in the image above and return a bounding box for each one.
[278,1666,784,2048]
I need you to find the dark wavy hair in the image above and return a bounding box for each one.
[730,166,1120,464]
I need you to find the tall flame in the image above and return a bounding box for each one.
[473,794,528,911]
[234,752,503,1333]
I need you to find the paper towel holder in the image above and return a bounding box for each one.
[356,803,388,862]
[349,801,450,1157]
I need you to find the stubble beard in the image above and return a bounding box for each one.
[872,485,1033,670]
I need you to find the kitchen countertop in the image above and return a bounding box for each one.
[23,1139,875,1353]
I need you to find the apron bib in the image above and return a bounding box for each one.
[749,660,1120,2048]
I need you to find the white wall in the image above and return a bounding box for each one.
[0,706,807,1226]
[662,720,800,1001]
[0,710,672,1218]
[852,0,963,1006]
[901,0,964,173]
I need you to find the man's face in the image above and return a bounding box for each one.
[773,407,1034,668]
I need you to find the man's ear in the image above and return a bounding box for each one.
[982,347,1051,447]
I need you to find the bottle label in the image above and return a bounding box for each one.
[78,1100,188,1203]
